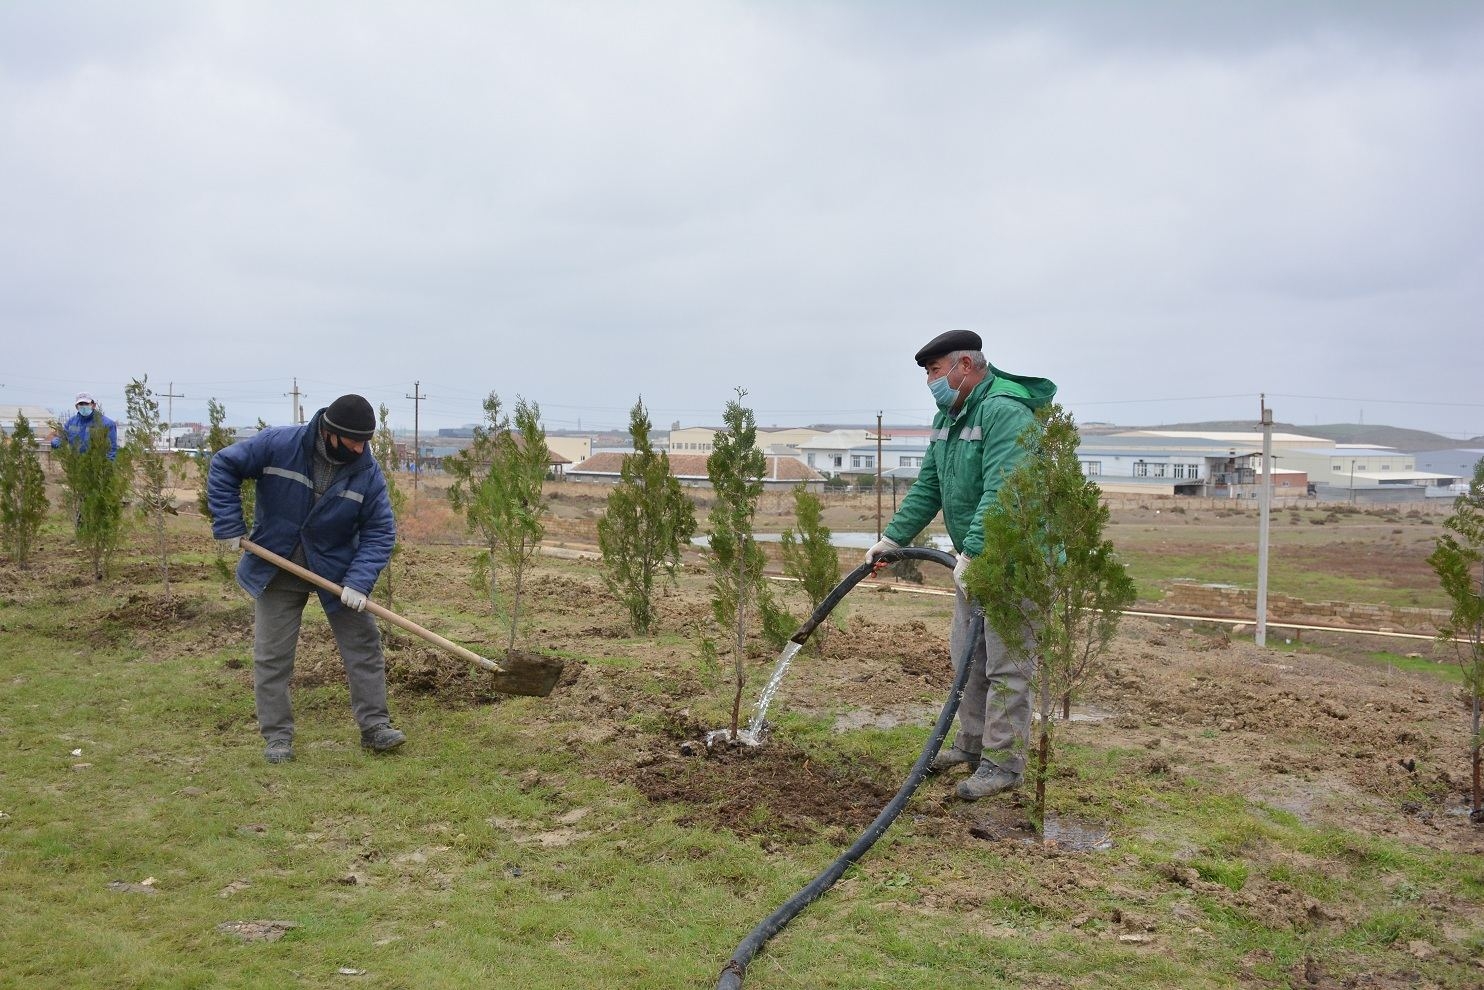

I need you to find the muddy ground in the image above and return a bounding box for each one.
[12,480,1481,986]
[79,523,1477,865]
[35,479,1473,863]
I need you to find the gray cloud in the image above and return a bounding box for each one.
[2,1,1482,438]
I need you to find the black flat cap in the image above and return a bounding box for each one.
[914,329,982,367]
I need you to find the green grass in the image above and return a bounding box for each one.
[1255,638,1466,685]
[1119,547,1443,608]
[1356,650,1467,684]
[4,546,1484,989]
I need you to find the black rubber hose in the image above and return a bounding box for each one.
[716,546,973,990]
[787,547,957,645]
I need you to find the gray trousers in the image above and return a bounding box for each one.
[253,569,391,742]
[949,586,1035,774]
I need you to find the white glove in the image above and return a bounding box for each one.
[218,536,242,552]
[340,586,369,612]
[865,537,901,566]
[953,552,972,597]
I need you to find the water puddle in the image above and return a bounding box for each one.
[970,812,1113,851]
[1040,813,1114,851]
[1031,705,1118,724]
[832,710,904,733]
[705,727,762,748]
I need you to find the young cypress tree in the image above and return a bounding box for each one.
[371,402,408,609]
[706,387,785,738]
[1427,456,1484,824]
[778,485,842,652]
[448,393,550,657]
[196,398,254,578]
[963,403,1136,831]
[493,397,549,657]
[0,415,50,566]
[598,396,697,635]
[125,376,175,597]
[55,414,131,580]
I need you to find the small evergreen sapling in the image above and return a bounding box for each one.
[0,415,49,566]
[1427,456,1484,824]
[372,402,408,610]
[779,486,842,651]
[706,388,788,738]
[125,376,176,597]
[447,392,550,658]
[963,404,1136,831]
[597,396,697,635]
[197,399,255,579]
[55,414,131,581]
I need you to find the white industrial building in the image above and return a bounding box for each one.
[1,404,59,437]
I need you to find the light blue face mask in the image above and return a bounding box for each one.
[927,373,958,411]
[77,405,94,419]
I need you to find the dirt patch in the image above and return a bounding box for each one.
[624,739,900,841]
[104,591,205,627]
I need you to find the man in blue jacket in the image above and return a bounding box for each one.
[51,392,119,459]
[866,330,1056,801]
[209,394,405,764]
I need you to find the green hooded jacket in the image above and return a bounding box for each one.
[883,364,1057,557]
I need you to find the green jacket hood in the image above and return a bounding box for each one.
[983,363,1057,412]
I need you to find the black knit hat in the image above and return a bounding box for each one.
[914,329,983,367]
[323,394,377,441]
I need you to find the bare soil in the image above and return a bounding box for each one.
[13,482,1480,985]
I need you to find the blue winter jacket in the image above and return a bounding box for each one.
[207,409,396,611]
[52,411,119,459]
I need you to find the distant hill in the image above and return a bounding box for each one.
[1137,421,1481,453]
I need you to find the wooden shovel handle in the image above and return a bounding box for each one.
[239,538,500,673]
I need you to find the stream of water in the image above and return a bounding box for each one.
[746,640,804,738]
[706,639,805,747]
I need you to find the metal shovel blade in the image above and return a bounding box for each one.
[485,649,566,698]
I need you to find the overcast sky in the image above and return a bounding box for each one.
[3,1,1482,439]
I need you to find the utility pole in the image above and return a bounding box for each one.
[1256,395,1273,648]
[869,412,891,540]
[405,381,427,494]
[285,379,306,426]
[160,381,185,449]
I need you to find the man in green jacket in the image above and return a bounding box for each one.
[866,330,1056,800]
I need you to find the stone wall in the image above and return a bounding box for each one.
[1159,581,1448,635]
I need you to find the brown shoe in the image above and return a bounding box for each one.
[956,764,1021,801]
[929,746,981,774]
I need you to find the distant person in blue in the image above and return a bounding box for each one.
[51,392,118,459]
[208,393,405,765]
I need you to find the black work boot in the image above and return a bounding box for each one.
[264,739,295,764]
[361,725,407,753]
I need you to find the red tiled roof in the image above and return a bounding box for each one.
[571,451,822,482]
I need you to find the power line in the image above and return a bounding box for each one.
[1269,392,1484,410]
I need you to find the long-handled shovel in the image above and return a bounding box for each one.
[240,538,563,698]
